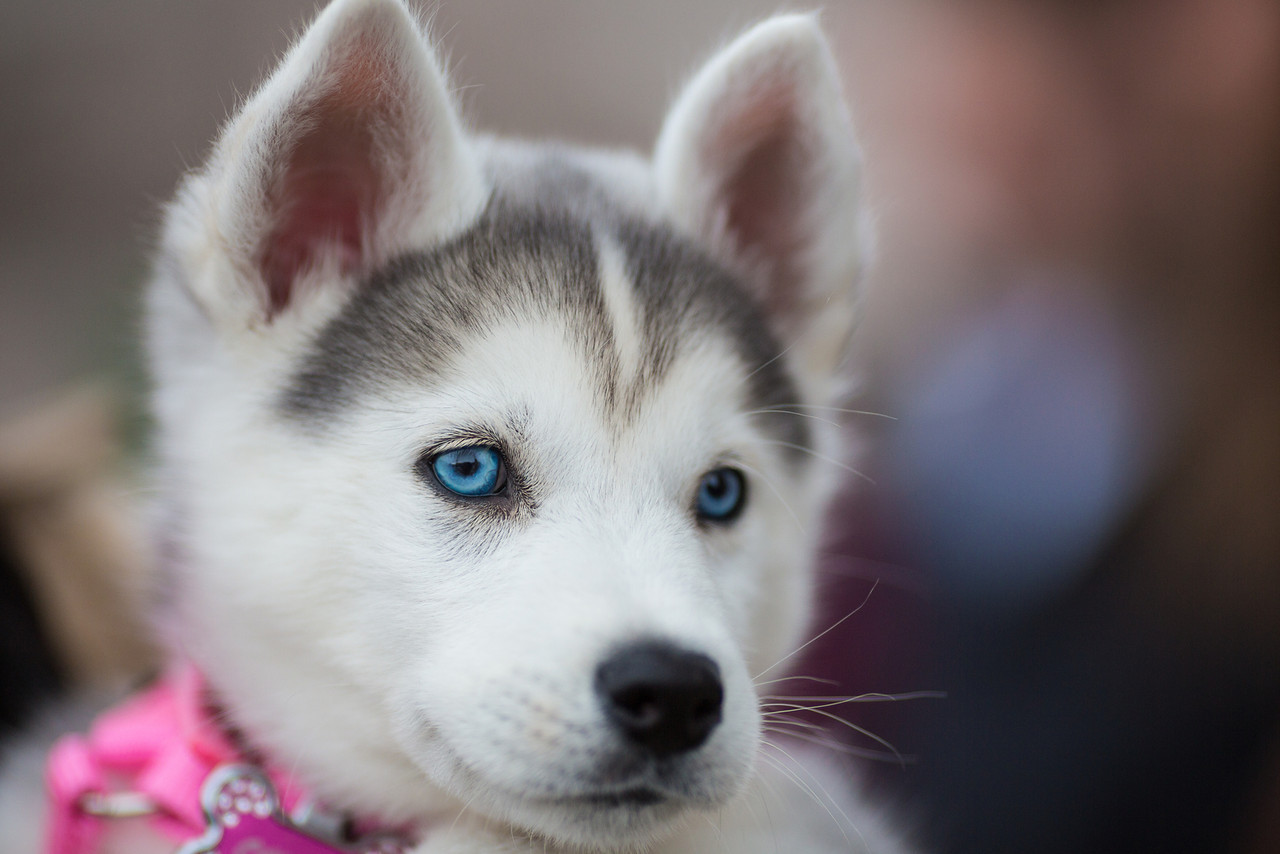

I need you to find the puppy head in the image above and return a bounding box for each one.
[147,0,866,847]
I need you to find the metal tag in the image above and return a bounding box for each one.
[177,765,406,854]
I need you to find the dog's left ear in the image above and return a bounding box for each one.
[654,15,867,388]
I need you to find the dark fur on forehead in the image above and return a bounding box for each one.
[610,217,809,453]
[281,149,810,453]
[282,202,606,419]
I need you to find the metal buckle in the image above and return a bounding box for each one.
[177,765,407,854]
[77,790,159,820]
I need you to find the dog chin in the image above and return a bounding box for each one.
[414,740,747,850]
[495,786,713,851]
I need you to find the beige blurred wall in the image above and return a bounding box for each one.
[0,0,844,421]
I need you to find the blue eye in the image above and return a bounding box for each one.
[430,446,507,497]
[696,468,746,522]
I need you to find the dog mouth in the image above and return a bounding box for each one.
[434,739,687,814]
[573,786,669,808]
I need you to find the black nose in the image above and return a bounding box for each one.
[595,641,724,758]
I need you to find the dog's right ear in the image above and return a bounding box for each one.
[167,0,486,329]
[653,15,866,400]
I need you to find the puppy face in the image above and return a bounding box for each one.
[148,0,865,847]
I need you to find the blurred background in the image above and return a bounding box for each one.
[1,1,1277,853]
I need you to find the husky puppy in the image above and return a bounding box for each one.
[1,0,909,851]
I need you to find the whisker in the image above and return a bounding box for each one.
[742,339,801,387]
[753,580,880,682]
[697,813,727,851]
[752,674,841,689]
[760,741,864,849]
[812,557,928,593]
[753,439,877,486]
[735,459,805,535]
[447,790,483,836]
[763,725,909,764]
[750,769,780,852]
[746,408,843,429]
[767,706,906,768]
[760,691,947,706]
[763,403,897,420]
[756,752,851,847]
[761,714,834,735]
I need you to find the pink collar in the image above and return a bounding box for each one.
[44,664,409,854]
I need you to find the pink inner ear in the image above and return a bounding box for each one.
[259,43,401,317]
[711,82,808,317]
[261,121,383,315]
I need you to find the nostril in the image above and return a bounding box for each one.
[693,696,719,723]
[595,641,724,759]
[611,685,664,730]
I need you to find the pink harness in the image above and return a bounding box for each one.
[44,665,407,854]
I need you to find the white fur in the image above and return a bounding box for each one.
[596,237,648,386]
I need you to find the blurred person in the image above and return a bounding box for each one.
[817,0,1280,852]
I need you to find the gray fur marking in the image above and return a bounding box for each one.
[282,203,610,419]
[281,153,809,454]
